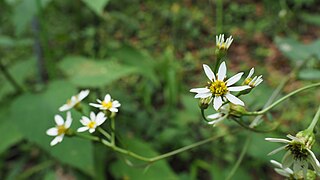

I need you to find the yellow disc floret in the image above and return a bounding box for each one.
[57,125,67,135]
[87,121,96,129]
[102,101,113,109]
[209,81,228,96]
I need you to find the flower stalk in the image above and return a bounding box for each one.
[307,104,320,132]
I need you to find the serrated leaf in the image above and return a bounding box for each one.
[10,81,94,176]
[58,56,138,88]
[81,0,109,16]
[110,136,178,180]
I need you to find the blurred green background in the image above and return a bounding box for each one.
[0,0,320,179]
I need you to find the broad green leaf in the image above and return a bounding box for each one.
[110,136,178,180]
[0,57,36,101]
[298,69,320,80]
[275,37,320,62]
[11,0,52,35]
[0,109,23,155]
[58,56,138,88]
[81,0,109,16]
[10,81,94,176]
[110,44,158,84]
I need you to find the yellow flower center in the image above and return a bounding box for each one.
[102,101,113,109]
[87,121,96,129]
[66,99,72,105]
[57,125,67,135]
[209,81,228,96]
[244,78,252,85]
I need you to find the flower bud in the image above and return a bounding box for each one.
[198,97,212,110]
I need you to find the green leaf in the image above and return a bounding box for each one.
[275,37,320,62]
[11,0,52,35]
[110,136,178,180]
[10,81,94,176]
[81,0,109,16]
[58,56,138,88]
[298,69,320,80]
[300,13,320,26]
[0,109,23,155]
[0,36,33,47]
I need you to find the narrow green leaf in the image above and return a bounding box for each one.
[81,0,109,16]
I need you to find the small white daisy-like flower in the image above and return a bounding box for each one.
[190,62,251,110]
[46,111,72,146]
[216,34,233,50]
[77,112,107,133]
[59,89,90,111]
[244,68,263,87]
[89,94,121,112]
[207,104,230,126]
[265,133,320,178]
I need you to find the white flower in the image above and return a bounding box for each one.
[244,68,263,87]
[46,112,72,146]
[216,34,233,50]
[190,62,251,110]
[77,112,107,133]
[59,89,90,111]
[207,104,230,126]
[270,160,294,178]
[265,134,320,178]
[89,94,121,112]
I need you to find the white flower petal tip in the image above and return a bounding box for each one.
[59,89,90,111]
[203,64,215,81]
[90,94,121,112]
[245,68,263,87]
[47,112,72,146]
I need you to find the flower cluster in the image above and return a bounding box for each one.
[266,130,320,179]
[46,90,121,146]
[190,34,263,126]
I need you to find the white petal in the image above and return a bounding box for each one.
[190,88,210,93]
[50,136,63,146]
[109,107,118,112]
[217,62,227,81]
[195,92,212,99]
[90,112,96,121]
[54,115,64,125]
[208,116,225,125]
[282,151,294,169]
[97,99,102,103]
[112,101,121,107]
[307,149,320,172]
[225,93,244,106]
[213,96,223,110]
[274,169,291,177]
[77,127,89,132]
[59,104,71,112]
[81,116,91,125]
[89,128,96,133]
[46,128,58,136]
[104,94,111,102]
[65,111,72,128]
[207,113,222,120]
[270,160,282,168]
[226,72,243,86]
[246,68,254,79]
[96,112,107,125]
[265,138,291,143]
[203,64,215,81]
[268,145,287,155]
[89,103,102,108]
[228,86,251,92]
[79,89,90,100]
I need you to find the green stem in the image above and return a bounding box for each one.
[17,160,53,179]
[98,127,111,140]
[111,117,115,146]
[79,130,238,163]
[216,0,223,34]
[226,136,251,180]
[0,59,24,93]
[201,109,210,122]
[232,118,276,133]
[73,132,100,141]
[307,104,320,131]
[243,82,320,116]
